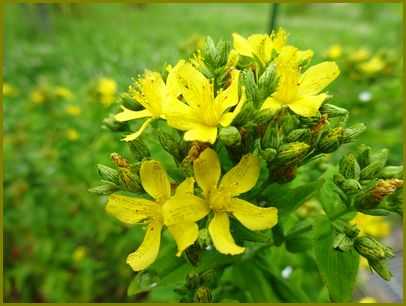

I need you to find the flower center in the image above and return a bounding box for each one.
[208,189,231,212]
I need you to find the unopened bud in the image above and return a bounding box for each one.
[368,259,392,281]
[186,272,200,290]
[286,128,311,143]
[193,287,212,303]
[275,142,310,165]
[360,160,386,180]
[258,63,279,101]
[379,166,404,179]
[334,173,346,186]
[219,126,241,146]
[88,182,119,195]
[342,123,367,143]
[198,228,211,249]
[261,148,277,162]
[111,153,142,192]
[97,164,120,185]
[339,153,361,179]
[354,236,394,261]
[159,131,184,161]
[241,70,257,103]
[128,139,150,161]
[357,145,372,169]
[341,179,362,194]
[280,112,298,134]
[262,125,280,149]
[318,127,344,153]
[320,103,349,118]
[333,233,353,252]
[371,179,403,202]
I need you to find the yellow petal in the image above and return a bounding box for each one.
[288,94,327,117]
[162,194,209,225]
[229,198,278,231]
[215,70,240,114]
[219,153,260,196]
[260,96,284,112]
[115,106,152,122]
[175,177,195,196]
[140,160,171,202]
[127,221,162,271]
[298,62,340,96]
[133,71,166,115]
[232,33,253,58]
[122,118,153,142]
[208,212,245,255]
[193,148,221,196]
[106,194,160,224]
[167,222,199,256]
[164,97,202,131]
[219,88,246,127]
[184,126,218,144]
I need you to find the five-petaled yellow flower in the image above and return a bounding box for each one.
[115,71,168,141]
[261,46,340,117]
[232,29,287,66]
[191,148,278,255]
[106,160,208,271]
[165,60,246,144]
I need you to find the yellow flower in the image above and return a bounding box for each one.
[190,148,278,255]
[65,104,81,116]
[3,82,19,97]
[30,89,46,105]
[358,56,385,75]
[261,46,340,117]
[97,78,117,106]
[351,213,391,238]
[54,86,74,100]
[359,297,377,303]
[164,60,245,144]
[66,128,80,141]
[359,256,369,269]
[324,44,343,60]
[115,71,167,141]
[106,160,208,271]
[73,246,87,263]
[349,48,371,63]
[232,29,287,65]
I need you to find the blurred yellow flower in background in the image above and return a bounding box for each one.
[351,212,391,238]
[97,78,117,106]
[359,297,377,303]
[30,88,46,105]
[324,44,343,60]
[54,86,74,100]
[73,246,87,263]
[349,48,371,63]
[3,82,19,97]
[358,56,385,75]
[65,104,81,116]
[66,128,80,141]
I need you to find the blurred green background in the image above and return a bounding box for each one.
[3,3,403,302]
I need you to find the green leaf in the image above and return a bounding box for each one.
[313,216,359,302]
[127,271,160,296]
[319,168,348,219]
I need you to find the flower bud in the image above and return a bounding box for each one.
[357,145,371,169]
[379,166,403,179]
[262,125,280,149]
[368,259,392,281]
[333,233,353,252]
[193,287,212,303]
[186,272,200,290]
[281,112,299,134]
[257,63,279,101]
[97,164,120,185]
[241,70,257,103]
[317,127,344,153]
[286,128,311,143]
[333,173,346,186]
[342,123,367,143]
[198,228,211,249]
[120,92,143,111]
[360,160,386,180]
[180,157,194,177]
[128,139,150,161]
[260,148,277,162]
[370,179,403,202]
[275,142,310,165]
[354,236,394,261]
[341,179,362,194]
[219,126,241,146]
[111,153,142,192]
[88,182,119,195]
[339,153,361,179]
[159,131,184,161]
[319,103,349,118]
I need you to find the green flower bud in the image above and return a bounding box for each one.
[186,272,201,290]
[200,269,218,288]
[275,142,310,165]
[198,228,211,249]
[180,157,194,177]
[333,233,354,252]
[343,224,360,238]
[241,70,257,103]
[360,160,386,180]
[342,123,367,143]
[261,148,277,162]
[88,182,119,195]
[111,153,142,192]
[120,92,143,111]
[368,259,392,281]
[354,236,394,261]
[262,125,280,149]
[333,173,346,186]
[341,179,362,194]
[357,145,372,169]
[216,39,231,67]
[317,127,344,153]
[257,63,278,101]
[97,164,120,185]
[379,166,404,179]
[339,153,361,179]
[319,103,349,118]
[219,126,241,146]
[158,131,184,161]
[128,139,150,161]
[281,112,299,134]
[193,287,212,303]
[286,128,311,143]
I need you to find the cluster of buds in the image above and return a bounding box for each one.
[175,270,218,302]
[334,146,403,215]
[333,221,395,281]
